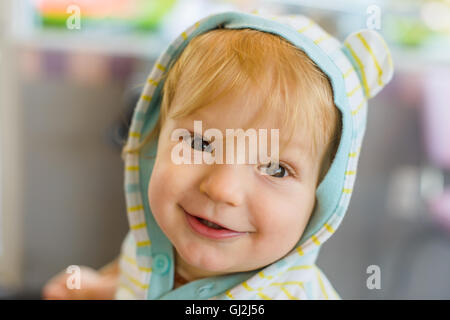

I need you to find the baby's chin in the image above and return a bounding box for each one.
[174,242,248,276]
[174,242,275,281]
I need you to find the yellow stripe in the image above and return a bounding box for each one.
[127,205,144,212]
[122,254,137,266]
[343,67,354,78]
[130,222,147,230]
[257,292,272,300]
[147,78,159,86]
[126,166,139,171]
[271,281,304,288]
[345,170,356,175]
[347,83,362,97]
[280,287,299,300]
[379,35,394,70]
[242,281,255,291]
[311,235,321,246]
[352,99,366,116]
[225,290,235,299]
[258,271,273,280]
[324,223,335,233]
[136,240,151,247]
[357,33,383,87]
[314,34,331,44]
[141,95,152,102]
[314,266,329,299]
[296,246,304,256]
[181,31,188,40]
[122,254,152,272]
[129,132,141,138]
[138,266,152,273]
[349,148,361,158]
[118,283,135,296]
[297,20,314,33]
[342,188,352,194]
[287,265,312,271]
[122,270,149,290]
[345,42,371,97]
[156,64,166,72]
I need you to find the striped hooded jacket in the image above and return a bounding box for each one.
[115,10,394,300]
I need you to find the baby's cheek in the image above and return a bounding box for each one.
[148,163,176,211]
[246,230,293,269]
[148,170,163,217]
[252,205,309,261]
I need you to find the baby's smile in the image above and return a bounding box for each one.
[181,204,249,240]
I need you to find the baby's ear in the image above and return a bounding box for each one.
[343,29,394,99]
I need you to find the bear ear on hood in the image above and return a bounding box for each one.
[343,29,394,99]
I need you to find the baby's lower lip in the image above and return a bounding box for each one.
[183,209,246,240]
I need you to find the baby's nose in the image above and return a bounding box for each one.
[199,164,246,207]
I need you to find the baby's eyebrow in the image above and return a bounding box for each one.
[277,148,305,166]
[278,139,315,166]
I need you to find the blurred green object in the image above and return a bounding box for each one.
[36,0,177,31]
[134,0,178,31]
[386,16,433,47]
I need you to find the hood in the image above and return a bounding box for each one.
[117,10,394,300]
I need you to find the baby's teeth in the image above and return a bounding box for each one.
[200,219,222,229]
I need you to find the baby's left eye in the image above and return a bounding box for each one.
[258,162,290,178]
[182,132,213,153]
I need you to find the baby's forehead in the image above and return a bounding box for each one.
[174,85,284,127]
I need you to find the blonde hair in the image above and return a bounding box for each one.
[123,28,341,184]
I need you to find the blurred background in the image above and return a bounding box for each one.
[1,0,450,299]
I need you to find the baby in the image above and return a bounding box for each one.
[42,10,393,300]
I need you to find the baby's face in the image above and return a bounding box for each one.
[148,89,324,280]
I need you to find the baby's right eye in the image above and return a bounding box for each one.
[258,162,290,178]
[182,132,213,153]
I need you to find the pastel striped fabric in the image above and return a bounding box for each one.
[115,10,393,300]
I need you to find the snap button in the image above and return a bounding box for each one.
[152,253,170,275]
[196,283,215,296]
